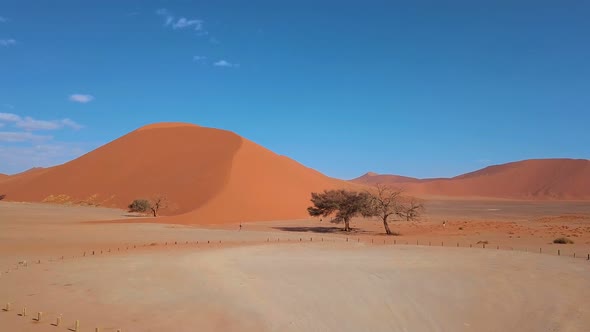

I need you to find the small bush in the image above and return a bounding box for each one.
[128,199,150,213]
[458,227,463,230]
[476,240,488,245]
[0,194,5,201]
[553,237,574,244]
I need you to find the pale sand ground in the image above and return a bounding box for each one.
[1,201,590,331]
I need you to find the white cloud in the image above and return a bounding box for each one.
[15,117,61,130]
[0,39,16,47]
[156,8,204,31]
[15,117,83,131]
[0,112,21,122]
[69,94,94,103]
[60,118,83,130]
[0,142,92,174]
[193,55,206,61]
[214,60,239,68]
[172,18,203,30]
[0,113,83,131]
[0,131,52,142]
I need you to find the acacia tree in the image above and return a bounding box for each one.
[307,190,371,232]
[366,184,403,235]
[398,197,425,221]
[149,194,168,217]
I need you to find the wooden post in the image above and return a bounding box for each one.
[310,237,313,242]
[483,244,486,249]
[558,249,560,256]
[36,312,42,322]
[56,316,61,326]
[470,244,472,248]
[441,242,444,247]
[92,251,95,255]
[4,303,10,311]
[587,253,589,260]
[456,242,459,247]
[497,245,499,250]
[574,253,576,258]
[96,328,100,332]
[540,248,542,253]
[75,320,80,331]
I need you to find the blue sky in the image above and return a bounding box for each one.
[0,1,589,178]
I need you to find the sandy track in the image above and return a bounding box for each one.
[1,243,589,332]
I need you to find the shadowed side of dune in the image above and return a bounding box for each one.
[167,138,356,224]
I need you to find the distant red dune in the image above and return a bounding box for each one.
[351,159,590,200]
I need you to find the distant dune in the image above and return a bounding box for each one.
[351,159,590,200]
[351,172,422,185]
[0,123,352,223]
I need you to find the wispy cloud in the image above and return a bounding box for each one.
[69,94,95,103]
[0,113,83,131]
[16,117,83,131]
[0,142,93,174]
[156,8,205,32]
[0,16,7,23]
[173,18,203,30]
[214,60,239,68]
[193,55,207,61]
[0,39,16,47]
[0,112,21,122]
[0,131,52,143]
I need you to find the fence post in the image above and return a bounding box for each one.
[75,320,80,331]
[36,312,42,322]
[558,249,560,256]
[22,306,26,317]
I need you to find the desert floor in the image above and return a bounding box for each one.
[1,200,589,331]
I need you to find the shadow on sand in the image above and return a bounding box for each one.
[272,226,371,235]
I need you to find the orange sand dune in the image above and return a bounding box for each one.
[351,172,422,185]
[352,159,590,200]
[0,123,352,223]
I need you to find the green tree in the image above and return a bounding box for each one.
[307,190,371,232]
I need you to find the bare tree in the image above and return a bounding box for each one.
[398,197,424,221]
[149,194,168,217]
[366,184,403,235]
[308,190,371,232]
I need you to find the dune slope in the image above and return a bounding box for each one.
[0,123,351,223]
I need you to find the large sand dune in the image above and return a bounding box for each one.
[0,123,351,223]
[352,159,590,200]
